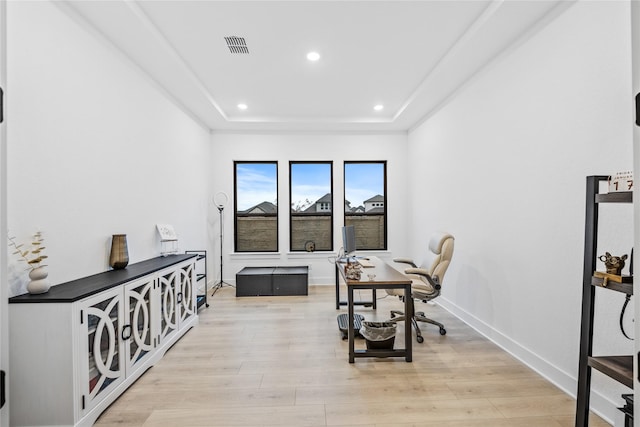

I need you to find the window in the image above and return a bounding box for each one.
[234,162,278,252]
[289,162,333,252]
[344,161,387,251]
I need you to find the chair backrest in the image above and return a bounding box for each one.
[420,232,454,284]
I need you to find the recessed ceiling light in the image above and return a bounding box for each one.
[374,104,384,111]
[237,103,248,110]
[307,51,320,61]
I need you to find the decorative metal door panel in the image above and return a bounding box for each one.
[159,269,178,343]
[123,277,154,374]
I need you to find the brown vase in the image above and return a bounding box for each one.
[109,234,129,269]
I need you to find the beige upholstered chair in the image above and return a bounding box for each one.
[387,232,454,343]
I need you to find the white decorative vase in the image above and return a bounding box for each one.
[27,266,51,294]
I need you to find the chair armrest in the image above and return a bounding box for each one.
[393,257,417,268]
[404,268,441,290]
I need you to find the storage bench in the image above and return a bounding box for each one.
[236,266,308,297]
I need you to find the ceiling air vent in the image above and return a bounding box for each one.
[225,36,249,54]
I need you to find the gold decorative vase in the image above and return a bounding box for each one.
[109,234,129,269]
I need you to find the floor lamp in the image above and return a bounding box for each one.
[213,192,232,290]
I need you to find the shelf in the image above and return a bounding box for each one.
[576,177,635,426]
[588,356,633,389]
[595,191,632,203]
[185,250,208,310]
[196,295,206,309]
[591,276,633,295]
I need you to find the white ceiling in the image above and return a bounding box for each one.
[58,0,572,133]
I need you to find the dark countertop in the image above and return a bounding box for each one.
[9,254,197,304]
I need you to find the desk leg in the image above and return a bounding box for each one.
[348,286,355,363]
[404,283,413,362]
[335,265,340,310]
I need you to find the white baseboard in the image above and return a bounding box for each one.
[436,297,619,425]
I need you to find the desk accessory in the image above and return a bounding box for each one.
[608,171,633,192]
[344,260,362,280]
[595,251,631,287]
[156,224,178,256]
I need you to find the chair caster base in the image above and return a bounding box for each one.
[439,328,446,335]
[416,335,424,343]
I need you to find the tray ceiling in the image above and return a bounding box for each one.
[58,0,572,132]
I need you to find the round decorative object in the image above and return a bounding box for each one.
[305,241,315,252]
[27,266,51,294]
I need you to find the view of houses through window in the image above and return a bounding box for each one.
[290,162,333,252]
[234,161,278,252]
[344,161,387,251]
[233,160,386,253]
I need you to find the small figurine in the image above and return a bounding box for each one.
[598,252,628,276]
[344,260,362,280]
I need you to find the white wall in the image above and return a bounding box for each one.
[209,132,408,285]
[408,1,632,423]
[6,1,212,296]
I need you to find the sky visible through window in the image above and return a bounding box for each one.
[345,163,384,208]
[236,162,383,211]
[291,163,331,210]
[236,163,277,211]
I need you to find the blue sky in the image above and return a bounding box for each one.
[290,163,331,209]
[235,162,383,211]
[235,163,278,210]
[344,163,384,208]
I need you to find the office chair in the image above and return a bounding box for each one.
[387,232,454,343]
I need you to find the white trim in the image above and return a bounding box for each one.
[211,129,407,136]
[53,1,211,132]
[394,0,504,121]
[408,1,576,133]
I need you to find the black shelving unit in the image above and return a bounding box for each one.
[575,176,633,426]
[186,250,209,309]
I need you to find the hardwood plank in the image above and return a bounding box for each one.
[325,398,503,425]
[93,285,610,427]
[142,405,326,426]
[489,394,576,418]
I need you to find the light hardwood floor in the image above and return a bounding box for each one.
[95,285,610,426]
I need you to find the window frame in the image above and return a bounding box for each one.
[233,161,279,253]
[289,161,334,252]
[343,160,387,251]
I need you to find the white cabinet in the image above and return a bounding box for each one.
[9,255,197,427]
[178,261,196,324]
[79,287,126,415]
[78,275,158,416]
[157,262,196,346]
[123,276,156,375]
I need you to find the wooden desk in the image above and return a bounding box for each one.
[336,256,413,363]
[335,260,376,309]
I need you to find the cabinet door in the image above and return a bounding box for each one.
[158,269,179,344]
[178,262,196,324]
[123,276,155,375]
[79,288,125,413]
